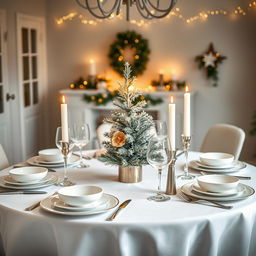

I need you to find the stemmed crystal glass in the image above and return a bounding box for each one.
[55,127,75,186]
[70,123,90,168]
[147,136,172,202]
[153,120,168,136]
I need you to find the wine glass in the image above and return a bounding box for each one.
[151,120,167,136]
[55,127,75,186]
[147,136,172,202]
[70,123,90,168]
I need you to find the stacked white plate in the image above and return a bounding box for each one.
[40,185,119,216]
[0,167,58,190]
[26,154,80,168]
[181,174,255,202]
[189,152,246,173]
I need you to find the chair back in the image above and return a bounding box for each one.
[96,123,112,148]
[0,144,9,170]
[200,124,245,160]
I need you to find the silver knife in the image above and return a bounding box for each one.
[106,199,132,221]
[0,191,47,195]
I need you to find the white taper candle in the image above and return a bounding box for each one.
[89,59,96,76]
[168,96,176,151]
[183,86,190,136]
[61,95,69,142]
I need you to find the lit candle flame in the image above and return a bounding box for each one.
[89,59,95,63]
[185,85,190,93]
[159,69,164,75]
[61,95,66,104]
[170,96,174,103]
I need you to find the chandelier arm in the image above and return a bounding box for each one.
[135,2,154,20]
[126,0,130,21]
[76,0,106,10]
[83,0,119,18]
[116,0,122,15]
[96,0,120,16]
[137,0,176,18]
[147,0,177,12]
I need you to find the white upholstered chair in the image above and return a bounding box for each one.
[96,123,112,148]
[0,144,9,170]
[200,124,245,160]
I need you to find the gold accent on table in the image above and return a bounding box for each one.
[118,166,142,183]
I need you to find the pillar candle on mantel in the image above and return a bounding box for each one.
[183,85,190,136]
[168,96,176,151]
[89,59,96,76]
[61,95,69,142]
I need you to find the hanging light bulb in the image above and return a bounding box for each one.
[76,0,178,21]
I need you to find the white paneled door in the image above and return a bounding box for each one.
[0,10,13,161]
[17,14,48,160]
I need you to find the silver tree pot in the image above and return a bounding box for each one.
[118,166,142,183]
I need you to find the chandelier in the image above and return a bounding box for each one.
[75,0,178,21]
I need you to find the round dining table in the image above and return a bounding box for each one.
[0,151,255,256]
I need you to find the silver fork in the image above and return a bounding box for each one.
[178,192,233,209]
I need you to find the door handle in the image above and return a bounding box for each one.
[6,93,15,101]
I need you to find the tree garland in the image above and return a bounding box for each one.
[108,31,150,77]
[84,90,163,107]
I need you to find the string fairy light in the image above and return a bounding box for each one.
[56,1,256,27]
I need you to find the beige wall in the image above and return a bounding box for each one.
[1,0,255,160]
[46,0,256,160]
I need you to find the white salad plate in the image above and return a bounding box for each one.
[40,193,119,216]
[181,182,254,202]
[27,155,80,168]
[189,160,246,173]
[52,194,108,211]
[192,182,245,197]
[4,173,53,186]
[0,174,58,190]
[195,160,237,169]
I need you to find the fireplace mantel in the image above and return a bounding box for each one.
[60,89,196,149]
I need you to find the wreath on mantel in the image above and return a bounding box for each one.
[108,31,150,76]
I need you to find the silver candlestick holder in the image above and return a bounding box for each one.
[166,150,177,195]
[166,150,185,195]
[178,135,195,180]
[59,141,75,187]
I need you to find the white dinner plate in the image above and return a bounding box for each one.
[195,160,237,169]
[0,174,58,190]
[192,182,245,197]
[4,173,53,186]
[35,156,64,165]
[189,160,246,173]
[181,182,254,202]
[27,155,80,168]
[40,193,119,216]
[52,194,108,211]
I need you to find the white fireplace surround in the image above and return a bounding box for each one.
[60,89,196,149]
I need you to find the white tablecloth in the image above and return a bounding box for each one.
[0,152,256,256]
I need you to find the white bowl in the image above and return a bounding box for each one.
[199,152,234,167]
[9,167,48,183]
[58,185,103,206]
[38,148,62,162]
[197,174,239,193]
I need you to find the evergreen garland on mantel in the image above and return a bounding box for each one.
[98,62,154,167]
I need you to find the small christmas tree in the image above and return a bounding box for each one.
[98,62,154,166]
